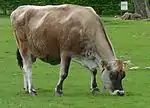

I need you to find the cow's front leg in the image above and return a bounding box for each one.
[90,69,100,94]
[55,54,71,96]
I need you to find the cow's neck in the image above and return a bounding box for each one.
[95,32,116,63]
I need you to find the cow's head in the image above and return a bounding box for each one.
[100,59,126,96]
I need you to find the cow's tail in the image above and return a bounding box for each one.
[16,48,23,69]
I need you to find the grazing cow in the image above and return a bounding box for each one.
[10,4,126,96]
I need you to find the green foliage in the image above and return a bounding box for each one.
[128,0,135,13]
[0,0,134,16]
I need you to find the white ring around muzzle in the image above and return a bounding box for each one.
[111,90,125,96]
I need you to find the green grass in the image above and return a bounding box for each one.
[0,16,150,108]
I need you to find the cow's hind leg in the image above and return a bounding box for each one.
[17,46,37,96]
[90,69,100,94]
[55,53,71,96]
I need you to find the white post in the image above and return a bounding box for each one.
[121,1,128,16]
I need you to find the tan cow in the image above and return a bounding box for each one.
[10,4,126,96]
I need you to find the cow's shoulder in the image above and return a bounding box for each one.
[84,6,97,14]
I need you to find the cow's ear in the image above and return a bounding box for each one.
[123,60,132,69]
[101,60,108,68]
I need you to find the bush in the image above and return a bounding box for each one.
[0,0,134,16]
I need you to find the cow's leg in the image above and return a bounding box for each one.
[22,51,36,95]
[90,69,100,94]
[55,54,71,96]
[18,43,36,96]
[13,28,36,95]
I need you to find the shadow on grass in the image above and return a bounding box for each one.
[15,87,142,99]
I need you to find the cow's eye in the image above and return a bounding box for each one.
[110,72,118,80]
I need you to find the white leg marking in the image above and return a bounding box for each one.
[23,54,32,93]
[55,60,65,91]
[23,75,28,91]
[90,72,94,89]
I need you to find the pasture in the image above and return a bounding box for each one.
[0,16,150,108]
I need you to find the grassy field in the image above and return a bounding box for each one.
[0,16,150,108]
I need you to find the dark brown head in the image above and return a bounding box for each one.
[100,59,126,96]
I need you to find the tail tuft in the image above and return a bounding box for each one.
[16,48,23,69]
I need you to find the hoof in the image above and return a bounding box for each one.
[55,90,63,97]
[91,88,101,94]
[30,88,37,96]
[24,88,37,96]
[23,88,28,92]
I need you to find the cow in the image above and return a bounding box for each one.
[10,4,126,96]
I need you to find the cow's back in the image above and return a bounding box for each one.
[11,4,101,64]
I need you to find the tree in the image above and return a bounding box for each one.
[145,0,150,18]
[0,0,122,15]
[0,0,9,15]
[133,0,150,18]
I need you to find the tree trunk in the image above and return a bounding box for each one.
[145,0,150,18]
[2,9,7,15]
[133,0,150,18]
